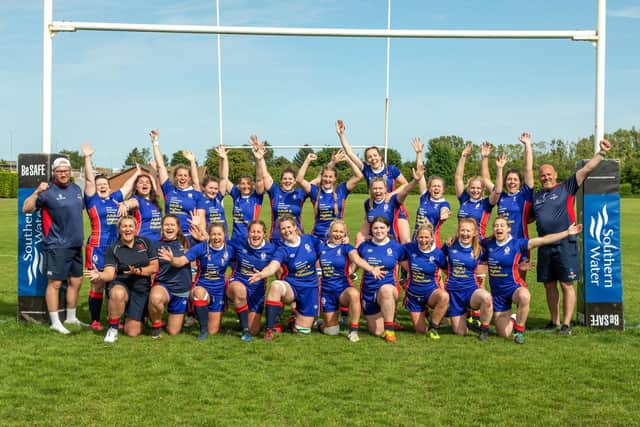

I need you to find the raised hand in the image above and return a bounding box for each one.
[149,129,160,143]
[336,120,346,136]
[496,154,508,169]
[518,132,531,145]
[182,150,196,163]
[480,142,492,158]
[216,144,228,159]
[411,137,423,154]
[81,142,95,157]
[157,246,174,262]
[306,152,318,162]
[599,139,612,154]
[412,164,425,181]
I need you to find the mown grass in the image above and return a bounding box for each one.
[0,197,639,426]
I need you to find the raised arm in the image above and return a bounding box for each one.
[182,150,200,191]
[251,135,273,191]
[22,182,49,213]
[119,163,142,199]
[296,153,316,194]
[455,143,472,198]
[339,149,364,191]
[81,142,96,196]
[150,129,169,184]
[480,141,494,190]
[528,223,583,249]
[251,141,265,195]
[336,120,364,171]
[216,145,231,196]
[396,164,424,204]
[519,132,534,188]
[488,154,507,205]
[575,139,612,186]
[412,138,426,194]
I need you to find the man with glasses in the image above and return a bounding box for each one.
[22,157,86,334]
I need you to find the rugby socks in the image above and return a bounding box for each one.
[514,323,525,334]
[235,304,250,332]
[265,300,284,329]
[349,322,359,333]
[108,317,120,329]
[383,321,394,332]
[88,291,104,323]
[429,320,440,330]
[480,322,490,332]
[49,312,70,334]
[340,306,349,326]
[192,299,209,336]
[66,307,78,322]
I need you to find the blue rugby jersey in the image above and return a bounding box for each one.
[229,186,263,243]
[497,185,533,239]
[403,241,446,293]
[272,235,320,287]
[361,163,402,192]
[229,238,277,288]
[308,183,350,240]
[413,192,451,247]
[457,192,494,239]
[85,190,123,248]
[161,179,207,236]
[131,194,162,242]
[357,239,405,293]
[36,181,84,249]
[267,185,307,243]
[481,237,528,293]
[441,241,484,292]
[186,241,234,292]
[533,175,579,236]
[318,241,356,292]
[364,194,401,239]
[203,192,227,231]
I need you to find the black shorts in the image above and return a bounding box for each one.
[45,247,83,281]
[108,281,150,322]
[536,238,580,283]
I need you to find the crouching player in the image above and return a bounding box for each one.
[401,223,450,339]
[317,220,384,342]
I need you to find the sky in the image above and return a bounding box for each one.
[1,0,639,169]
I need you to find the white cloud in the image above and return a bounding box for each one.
[608,6,640,18]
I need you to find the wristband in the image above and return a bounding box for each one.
[597,150,606,158]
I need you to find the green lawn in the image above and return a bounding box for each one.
[0,197,639,426]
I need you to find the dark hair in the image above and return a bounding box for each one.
[95,174,109,183]
[504,168,523,186]
[133,174,160,207]
[172,164,191,179]
[162,214,190,249]
[280,167,296,180]
[370,215,391,228]
[202,176,220,187]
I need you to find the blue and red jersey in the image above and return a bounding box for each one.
[309,183,350,240]
[413,192,450,247]
[361,163,402,192]
[35,182,84,249]
[85,190,124,248]
[457,192,494,239]
[272,235,320,287]
[185,242,235,292]
[364,194,401,240]
[497,185,533,239]
[481,237,529,293]
[357,239,405,293]
[203,192,227,231]
[267,185,307,244]
[161,179,207,236]
[130,194,162,242]
[229,238,277,288]
[318,242,355,292]
[155,239,192,293]
[403,242,446,294]
[229,186,263,243]
[441,241,485,292]
[533,175,579,236]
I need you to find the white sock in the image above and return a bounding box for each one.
[66,308,77,322]
[49,311,63,327]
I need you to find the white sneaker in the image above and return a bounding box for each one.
[50,323,71,335]
[104,328,119,343]
[347,331,360,343]
[65,318,89,328]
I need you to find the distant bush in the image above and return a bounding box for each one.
[620,183,632,197]
[0,172,17,198]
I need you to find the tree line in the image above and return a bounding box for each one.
[59,126,639,196]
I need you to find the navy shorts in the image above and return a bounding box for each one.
[45,247,83,280]
[491,283,522,313]
[536,238,580,283]
[228,276,266,314]
[321,285,351,313]
[158,284,189,315]
[290,284,319,317]
[361,284,397,316]
[85,245,107,270]
[446,286,477,317]
[108,282,149,322]
[403,286,438,313]
[200,285,226,313]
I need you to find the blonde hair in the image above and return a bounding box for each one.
[455,218,481,259]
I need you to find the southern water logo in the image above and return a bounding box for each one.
[21,211,45,287]
[587,203,618,289]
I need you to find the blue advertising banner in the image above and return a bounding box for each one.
[17,188,46,297]
[583,194,622,303]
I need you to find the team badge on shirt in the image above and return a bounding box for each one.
[305,244,311,252]
[386,248,392,256]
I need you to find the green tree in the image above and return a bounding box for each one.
[58,149,83,169]
[204,147,254,183]
[424,136,468,189]
[122,147,152,169]
[170,151,190,167]
[292,146,313,167]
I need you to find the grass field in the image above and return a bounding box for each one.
[0,197,639,426]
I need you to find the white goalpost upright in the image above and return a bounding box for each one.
[41,0,607,154]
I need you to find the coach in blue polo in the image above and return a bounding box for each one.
[533,139,612,335]
[22,157,86,334]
